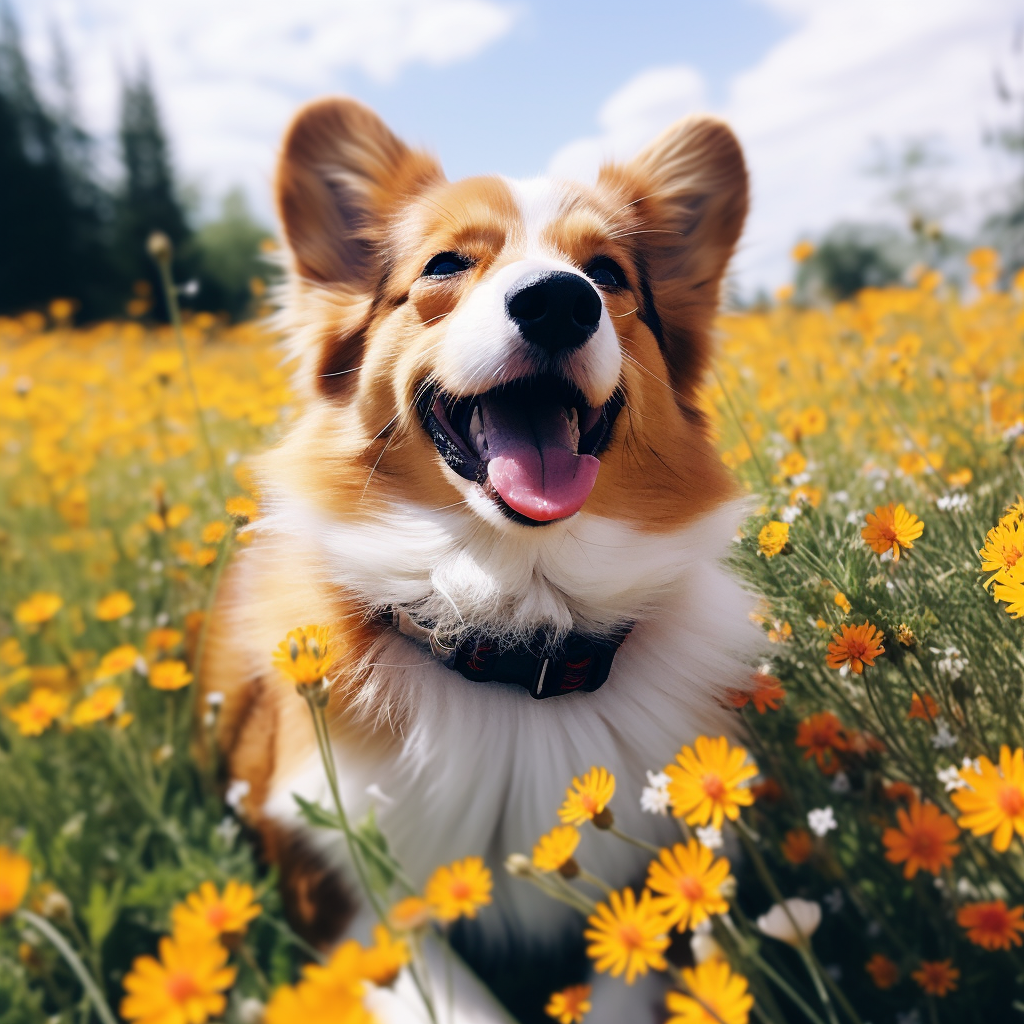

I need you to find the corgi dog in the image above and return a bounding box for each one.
[203,97,761,1022]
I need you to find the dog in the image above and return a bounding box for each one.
[203,96,761,1023]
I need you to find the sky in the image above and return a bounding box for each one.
[12,0,1024,292]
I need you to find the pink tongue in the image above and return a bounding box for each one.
[480,394,600,522]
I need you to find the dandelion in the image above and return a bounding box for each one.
[640,770,672,815]
[665,958,753,1024]
[911,959,958,997]
[148,660,193,691]
[756,898,821,946]
[71,686,123,727]
[882,801,960,878]
[807,806,837,837]
[584,887,670,984]
[795,711,848,773]
[861,503,924,561]
[5,688,68,736]
[546,984,592,1024]
[120,934,236,1024]
[865,953,899,990]
[96,644,140,680]
[728,672,785,713]
[532,826,581,874]
[781,829,814,865]
[559,767,616,826]
[908,693,939,721]
[758,521,789,558]
[425,856,493,922]
[826,622,885,674]
[14,592,62,625]
[95,590,134,621]
[646,839,732,932]
[956,900,1024,951]
[952,745,1024,852]
[272,625,335,688]
[665,736,757,829]
[171,880,261,944]
[0,847,31,919]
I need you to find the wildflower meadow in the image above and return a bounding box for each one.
[3,246,1024,1024]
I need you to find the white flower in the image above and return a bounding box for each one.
[936,493,970,513]
[931,721,958,750]
[790,471,811,486]
[757,898,822,946]
[690,918,723,963]
[937,765,967,792]
[829,772,851,795]
[215,816,240,847]
[935,647,966,681]
[832,490,849,504]
[640,770,671,816]
[226,778,251,811]
[962,755,982,775]
[808,806,837,837]
[780,505,801,523]
[845,510,863,525]
[1003,420,1024,443]
[133,657,149,676]
[205,691,225,707]
[695,825,723,850]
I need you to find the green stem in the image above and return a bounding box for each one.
[575,868,613,897]
[607,824,662,855]
[711,364,772,492]
[18,910,118,1024]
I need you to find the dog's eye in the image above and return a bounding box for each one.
[584,256,628,290]
[422,252,473,278]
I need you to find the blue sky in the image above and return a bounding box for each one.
[14,0,1024,291]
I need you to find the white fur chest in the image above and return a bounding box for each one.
[257,498,762,945]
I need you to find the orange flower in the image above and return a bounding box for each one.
[882,801,960,878]
[911,959,958,997]
[171,880,261,943]
[728,673,785,714]
[781,829,813,865]
[545,984,592,1024]
[883,781,916,803]
[665,736,757,829]
[908,693,939,721]
[957,900,1024,951]
[865,953,899,990]
[826,622,885,674]
[148,660,193,691]
[861,503,924,561]
[795,712,848,774]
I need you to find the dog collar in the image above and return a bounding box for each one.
[383,607,631,699]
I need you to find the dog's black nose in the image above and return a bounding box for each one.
[505,271,602,354]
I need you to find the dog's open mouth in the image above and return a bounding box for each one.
[418,375,622,524]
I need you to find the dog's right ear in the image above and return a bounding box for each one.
[276,97,443,287]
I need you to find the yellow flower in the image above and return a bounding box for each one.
[952,746,1024,852]
[757,521,789,558]
[14,592,62,626]
[425,856,493,923]
[558,767,616,826]
[861,503,924,561]
[0,847,32,919]
[265,940,372,1024]
[95,590,135,621]
[171,880,261,943]
[532,825,581,873]
[145,628,183,655]
[5,688,68,736]
[71,685,124,727]
[666,959,753,1024]
[272,625,335,687]
[358,924,410,986]
[165,504,191,529]
[645,839,732,932]
[148,660,194,691]
[980,517,1024,584]
[226,496,258,523]
[546,984,592,1024]
[993,563,1024,618]
[96,644,140,680]
[201,521,227,544]
[584,887,670,984]
[665,736,757,829]
[387,895,432,931]
[1,639,26,668]
[834,592,851,615]
[791,240,815,263]
[120,934,236,1024]
[778,450,807,477]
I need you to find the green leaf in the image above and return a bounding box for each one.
[83,880,121,948]
[292,794,341,831]
[354,806,394,894]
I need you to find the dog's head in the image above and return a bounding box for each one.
[271,97,747,532]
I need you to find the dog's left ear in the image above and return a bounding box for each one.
[599,116,748,395]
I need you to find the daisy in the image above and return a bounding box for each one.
[666,958,753,1024]
[5,688,68,736]
[795,712,848,773]
[532,826,581,874]
[728,672,786,714]
[911,959,958,997]
[559,767,616,827]
[957,900,1024,951]
[425,856,492,923]
[645,839,732,932]
[584,887,670,984]
[979,517,1024,583]
[71,685,123,727]
[545,984,591,1024]
[665,736,757,829]
[882,801,960,878]
[861,503,924,561]
[264,940,370,1024]
[171,880,261,944]
[826,622,885,674]
[952,746,1024,852]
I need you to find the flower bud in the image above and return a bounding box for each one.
[504,853,533,877]
[147,231,172,262]
[557,857,580,880]
[592,807,614,830]
[756,898,822,946]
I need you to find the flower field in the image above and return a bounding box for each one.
[2,249,1024,1024]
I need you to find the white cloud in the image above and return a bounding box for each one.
[16,0,516,215]
[548,0,1021,292]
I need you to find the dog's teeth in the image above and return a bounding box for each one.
[565,406,580,453]
[470,403,486,456]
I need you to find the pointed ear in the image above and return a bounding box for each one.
[599,116,748,393]
[276,97,443,286]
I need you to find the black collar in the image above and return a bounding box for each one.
[382,608,631,699]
